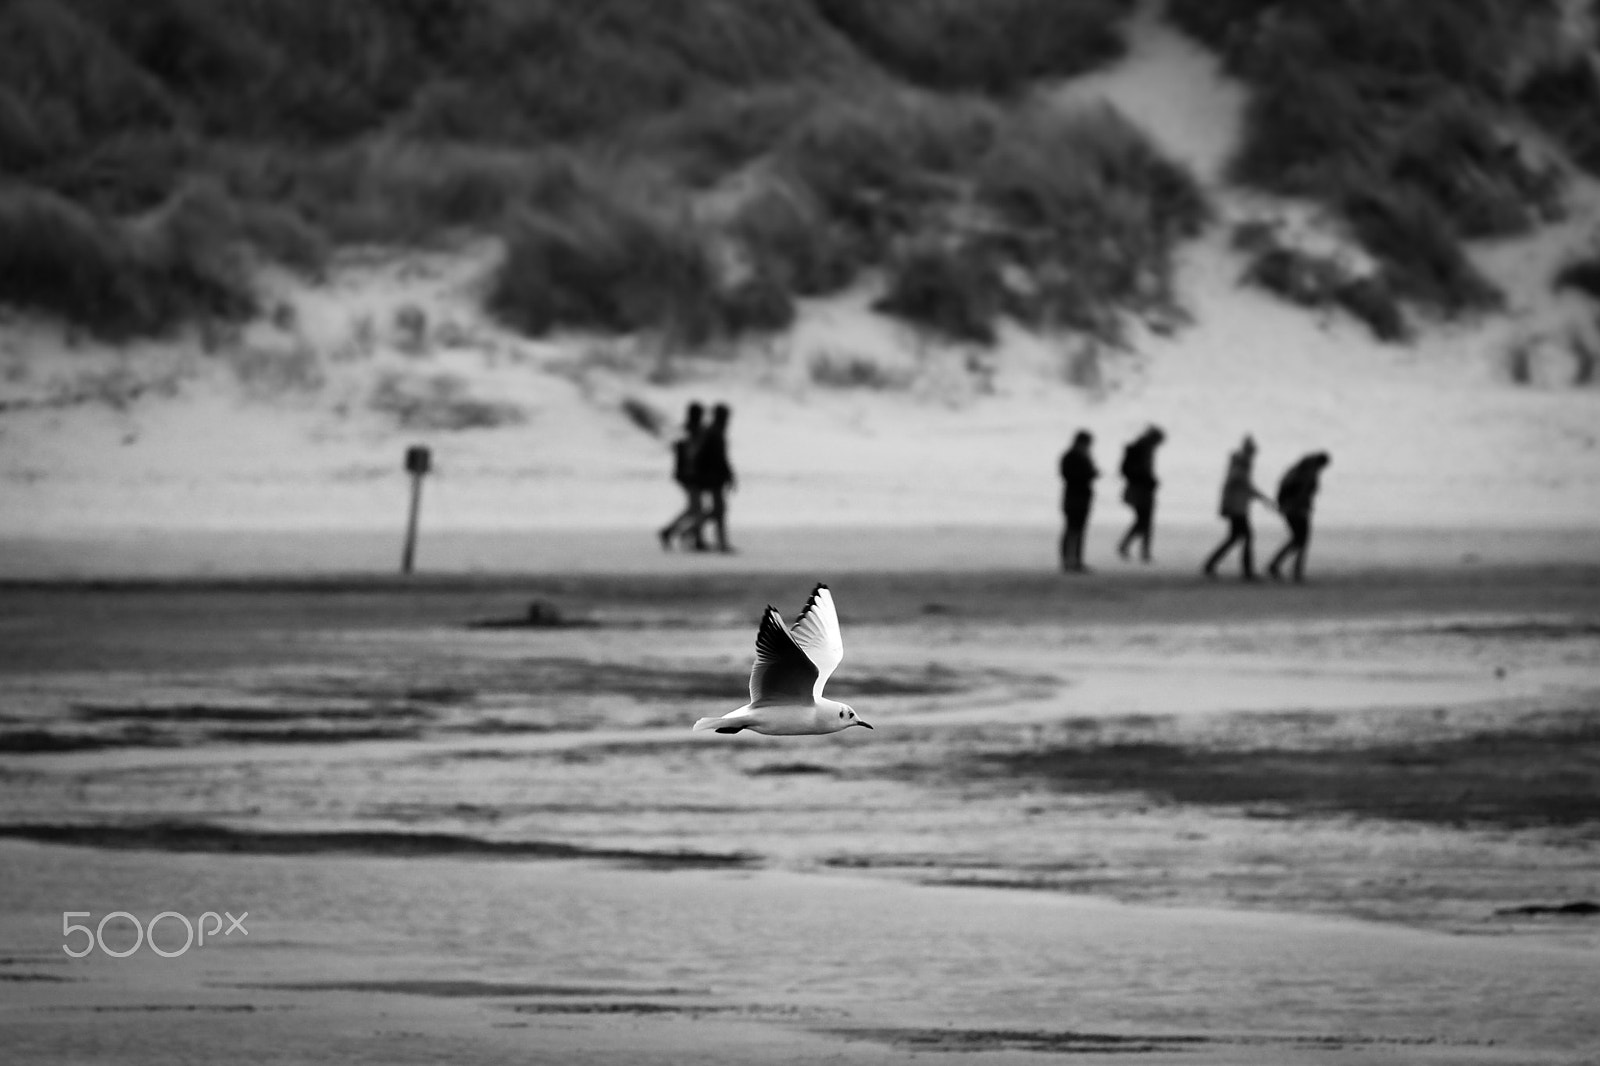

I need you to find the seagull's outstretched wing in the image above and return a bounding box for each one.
[788,584,843,697]
[750,606,819,706]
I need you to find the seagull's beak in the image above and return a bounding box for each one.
[855,719,874,729]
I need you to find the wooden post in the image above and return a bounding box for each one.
[401,445,431,575]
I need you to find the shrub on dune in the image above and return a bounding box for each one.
[979,104,1205,244]
[1175,0,1572,318]
[479,87,1204,350]
[331,142,544,241]
[0,187,144,336]
[0,0,177,166]
[0,181,256,340]
[0,0,1191,346]
[1388,93,1552,238]
[1229,52,1377,198]
[217,140,551,246]
[123,178,256,321]
[41,131,200,217]
[488,171,720,345]
[715,171,857,298]
[874,238,1001,344]
[624,86,831,187]
[1163,0,1274,51]
[0,85,54,170]
[811,0,1130,93]
[764,92,1205,343]
[971,104,1205,333]
[369,371,524,431]
[1338,183,1500,314]
[438,0,856,144]
[772,89,996,252]
[233,200,328,278]
[1518,61,1600,177]
[1293,0,1525,92]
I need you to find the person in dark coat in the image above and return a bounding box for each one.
[1268,452,1331,582]
[691,403,737,553]
[1202,435,1275,580]
[658,402,707,550]
[1058,430,1098,573]
[1116,425,1165,563]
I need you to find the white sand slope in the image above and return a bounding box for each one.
[1051,2,1248,183]
[1,16,1597,554]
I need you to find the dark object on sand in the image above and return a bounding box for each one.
[0,729,121,754]
[745,762,839,777]
[1494,900,1600,917]
[467,599,596,629]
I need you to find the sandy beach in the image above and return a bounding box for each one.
[5,1,1600,1061]
[2,535,1597,1064]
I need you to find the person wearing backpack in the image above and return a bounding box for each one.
[1116,425,1165,563]
[658,402,707,550]
[1202,435,1275,580]
[1058,429,1098,572]
[1268,452,1331,582]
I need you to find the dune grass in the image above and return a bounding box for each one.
[811,0,1130,94]
[1518,60,1600,177]
[749,91,1206,342]
[4,0,1590,344]
[0,181,259,341]
[479,89,1205,347]
[0,0,1154,340]
[1168,0,1572,318]
[486,161,723,345]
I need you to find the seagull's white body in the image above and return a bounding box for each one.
[693,584,872,736]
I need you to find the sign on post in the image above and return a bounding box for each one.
[402,445,431,575]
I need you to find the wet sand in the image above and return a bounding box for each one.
[1,547,1597,1062]
[4,521,1599,579]
[4,843,1598,1065]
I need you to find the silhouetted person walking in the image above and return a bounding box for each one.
[1203,435,1274,580]
[1117,425,1165,563]
[1058,430,1097,572]
[1268,452,1331,582]
[659,402,707,550]
[692,403,736,553]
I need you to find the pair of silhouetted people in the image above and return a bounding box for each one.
[1060,425,1167,572]
[1203,435,1331,582]
[659,402,736,553]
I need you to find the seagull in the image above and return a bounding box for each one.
[693,583,873,736]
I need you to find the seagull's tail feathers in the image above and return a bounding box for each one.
[693,716,748,734]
